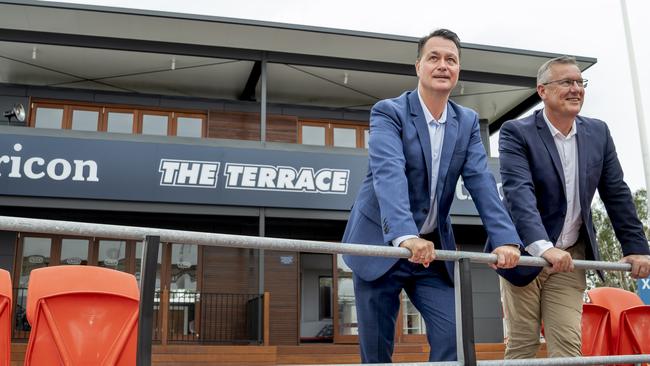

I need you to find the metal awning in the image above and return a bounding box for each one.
[0,0,597,131]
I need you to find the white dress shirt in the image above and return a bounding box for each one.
[525,109,582,257]
[392,91,447,246]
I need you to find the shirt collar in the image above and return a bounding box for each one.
[417,90,447,125]
[543,109,576,138]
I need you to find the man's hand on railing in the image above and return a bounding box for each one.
[620,254,650,279]
[541,247,574,273]
[489,245,520,270]
[399,237,435,268]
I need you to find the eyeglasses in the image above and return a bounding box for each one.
[542,78,588,88]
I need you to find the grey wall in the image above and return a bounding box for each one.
[471,262,504,342]
[0,231,17,273]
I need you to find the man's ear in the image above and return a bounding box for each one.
[415,60,421,79]
[536,84,545,100]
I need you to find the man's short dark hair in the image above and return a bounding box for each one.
[417,29,461,60]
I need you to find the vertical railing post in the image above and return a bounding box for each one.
[454,258,477,366]
[137,235,160,366]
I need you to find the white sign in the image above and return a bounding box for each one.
[0,143,99,182]
[159,159,220,188]
[224,163,349,194]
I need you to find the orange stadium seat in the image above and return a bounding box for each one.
[587,287,644,349]
[0,269,11,366]
[617,306,650,365]
[24,266,139,366]
[581,303,612,356]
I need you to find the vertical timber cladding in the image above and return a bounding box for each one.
[265,250,300,345]
[201,246,259,343]
[207,111,297,142]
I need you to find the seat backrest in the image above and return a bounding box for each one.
[581,303,611,356]
[587,287,643,346]
[24,266,139,366]
[617,305,650,356]
[0,269,11,366]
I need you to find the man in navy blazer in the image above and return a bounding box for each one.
[498,56,650,359]
[342,29,522,363]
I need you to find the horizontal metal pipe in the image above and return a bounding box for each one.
[479,353,650,365]
[306,353,650,366]
[0,215,635,272]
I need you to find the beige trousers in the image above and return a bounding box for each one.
[501,241,586,359]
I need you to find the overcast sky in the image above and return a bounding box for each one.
[48,0,650,190]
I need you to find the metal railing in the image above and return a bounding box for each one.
[166,291,263,344]
[1,215,649,366]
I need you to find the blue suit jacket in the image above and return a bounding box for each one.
[342,90,522,282]
[498,110,650,286]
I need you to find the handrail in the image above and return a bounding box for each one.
[0,215,636,272]
[307,353,650,365]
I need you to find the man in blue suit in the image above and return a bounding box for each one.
[498,56,650,359]
[342,29,523,363]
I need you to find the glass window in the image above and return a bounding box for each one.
[106,112,134,134]
[302,125,326,146]
[18,237,52,288]
[98,240,127,271]
[176,117,203,138]
[135,241,162,289]
[336,254,357,335]
[402,293,426,334]
[71,110,99,131]
[364,129,369,149]
[333,127,357,148]
[319,277,333,320]
[60,238,89,265]
[170,244,198,292]
[34,108,63,129]
[142,114,169,136]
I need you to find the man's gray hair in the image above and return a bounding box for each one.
[537,56,579,85]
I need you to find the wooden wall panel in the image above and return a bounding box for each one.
[264,251,299,346]
[207,111,297,143]
[202,247,258,294]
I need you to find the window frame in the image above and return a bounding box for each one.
[29,99,206,138]
[298,119,369,149]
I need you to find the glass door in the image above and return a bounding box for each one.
[333,254,358,343]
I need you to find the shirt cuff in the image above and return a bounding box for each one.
[525,239,554,257]
[392,235,418,247]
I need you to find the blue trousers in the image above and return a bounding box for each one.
[353,259,456,363]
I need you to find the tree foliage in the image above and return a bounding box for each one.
[587,189,648,291]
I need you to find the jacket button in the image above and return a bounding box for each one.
[422,208,429,214]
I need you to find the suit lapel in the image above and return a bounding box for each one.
[535,111,566,190]
[409,91,432,194]
[576,117,587,207]
[436,103,458,200]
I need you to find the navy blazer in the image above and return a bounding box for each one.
[342,89,522,282]
[497,110,650,286]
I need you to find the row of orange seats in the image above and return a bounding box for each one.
[583,287,650,364]
[0,266,139,365]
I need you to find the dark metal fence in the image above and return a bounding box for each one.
[167,291,263,344]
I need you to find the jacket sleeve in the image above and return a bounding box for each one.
[461,115,522,250]
[597,123,650,255]
[368,100,419,242]
[498,121,548,247]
